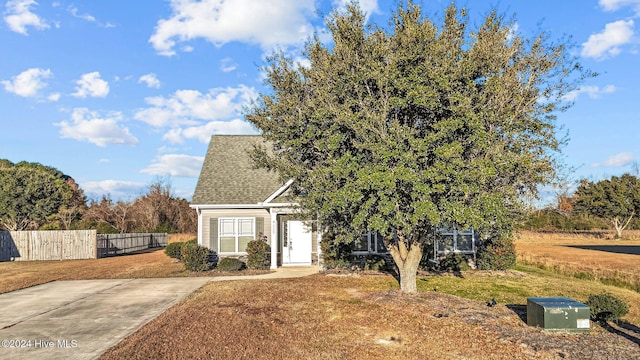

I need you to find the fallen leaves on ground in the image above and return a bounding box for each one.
[99,274,640,360]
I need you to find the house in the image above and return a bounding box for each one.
[191,135,476,269]
[190,135,322,269]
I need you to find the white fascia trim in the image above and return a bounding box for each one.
[190,204,266,210]
[263,178,294,204]
[190,202,299,210]
[258,202,298,208]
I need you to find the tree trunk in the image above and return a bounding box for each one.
[388,237,422,293]
[612,212,634,239]
[614,222,623,239]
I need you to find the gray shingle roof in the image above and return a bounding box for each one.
[191,135,285,205]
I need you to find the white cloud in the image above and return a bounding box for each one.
[98,158,110,163]
[67,5,95,22]
[141,154,205,177]
[591,152,635,167]
[66,5,115,28]
[81,179,146,200]
[599,0,640,14]
[220,57,237,72]
[149,0,317,56]
[1,67,52,97]
[562,84,616,102]
[505,23,520,43]
[332,0,380,19]
[4,0,49,35]
[56,108,138,147]
[162,119,257,144]
[47,92,60,102]
[293,56,312,69]
[72,72,110,98]
[138,73,161,88]
[134,85,257,127]
[581,20,635,59]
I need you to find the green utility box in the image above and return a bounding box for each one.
[526,297,590,333]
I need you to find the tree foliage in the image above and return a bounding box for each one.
[0,160,197,234]
[573,174,640,238]
[247,1,589,292]
[80,178,198,234]
[0,160,86,230]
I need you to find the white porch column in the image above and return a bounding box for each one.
[196,207,203,247]
[270,210,278,269]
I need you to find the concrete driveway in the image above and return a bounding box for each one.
[0,278,210,360]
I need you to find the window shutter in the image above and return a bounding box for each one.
[210,218,218,252]
[255,217,264,240]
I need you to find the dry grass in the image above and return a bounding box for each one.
[4,231,640,358]
[515,230,640,291]
[100,274,640,360]
[167,233,197,244]
[0,234,194,294]
[421,268,640,326]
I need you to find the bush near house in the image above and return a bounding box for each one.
[320,233,353,269]
[363,254,387,271]
[165,238,199,261]
[476,236,516,270]
[164,242,185,260]
[181,242,212,272]
[246,240,271,270]
[439,253,471,272]
[217,258,246,272]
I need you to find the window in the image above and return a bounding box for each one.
[354,232,386,253]
[435,225,475,254]
[218,218,255,253]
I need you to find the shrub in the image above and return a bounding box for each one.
[246,240,271,269]
[439,253,471,272]
[185,238,197,245]
[165,242,184,260]
[364,254,387,271]
[419,241,438,271]
[181,243,212,272]
[324,259,351,269]
[476,236,516,270]
[320,233,353,268]
[217,257,246,271]
[586,293,629,322]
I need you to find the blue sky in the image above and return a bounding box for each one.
[1,0,638,205]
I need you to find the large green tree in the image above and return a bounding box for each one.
[0,160,85,230]
[247,2,589,292]
[573,174,640,238]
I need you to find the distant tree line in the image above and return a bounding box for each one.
[0,160,197,234]
[521,173,640,238]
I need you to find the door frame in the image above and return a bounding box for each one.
[282,220,312,266]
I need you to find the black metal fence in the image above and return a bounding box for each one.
[96,233,167,258]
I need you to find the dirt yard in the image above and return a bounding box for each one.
[99,274,640,360]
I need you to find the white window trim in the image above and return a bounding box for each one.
[218,217,255,254]
[436,226,475,254]
[353,232,383,254]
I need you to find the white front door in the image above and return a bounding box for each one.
[282,220,312,265]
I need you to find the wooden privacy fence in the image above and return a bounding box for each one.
[0,230,97,261]
[96,233,168,258]
[0,231,168,261]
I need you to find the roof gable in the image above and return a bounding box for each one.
[191,135,285,205]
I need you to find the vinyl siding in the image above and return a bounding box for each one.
[200,208,271,253]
